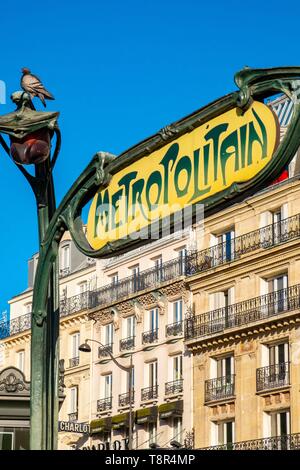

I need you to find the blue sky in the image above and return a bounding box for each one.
[0,0,300,314]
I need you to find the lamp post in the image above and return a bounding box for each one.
[79,339,134,450]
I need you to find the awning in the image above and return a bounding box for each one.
[135,406,158,425]
[90,417,112,435]
[111,412,135,430]
[158,400,183,419]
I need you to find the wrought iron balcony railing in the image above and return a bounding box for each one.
[69,356,79,368]
[98,343,113,358]
[68,412,78,422]
[205,375,235,402]
[141,385,158,401]
[166,321,183,337]
[118,390,135,407]
[120,336,135,351]
[0,313,31,339]
[165,379,183,395]
[185,284,300,341]
[185,214,300,276]
[201,433,300,450]
[2,214,300,340]
[60,291,89,318]
[142,329,158,344]
[97,397,112,412]
[256,362,290,392]
[89,257,185,309]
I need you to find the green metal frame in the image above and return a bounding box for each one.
[1,67,300,450]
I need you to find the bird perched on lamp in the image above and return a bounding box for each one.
[21,67,55,107]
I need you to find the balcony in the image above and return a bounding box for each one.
[118,391,135,407]
[2,213,300,341]
[142,329,158,344]
[165,379,183,395]
[120,336,135,351]
[141,385,158,401]
[97,397,112,412]
[185,213,300,277]
[69,356,79,368]
[98,343,113,359]
[68,412,78,422]
[60,291,89,318]
[185,284,300,341]
[0,313,31,339]
[166,321,183,337]
[200,433,300,450]
[89,257,185,309]
[256,362,290,392]
[204,375,235,403]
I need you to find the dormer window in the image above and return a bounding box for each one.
[60,245,70,277]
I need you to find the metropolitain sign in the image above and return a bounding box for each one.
[87,101,279,251]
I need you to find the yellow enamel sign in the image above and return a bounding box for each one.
[87,101,279,250]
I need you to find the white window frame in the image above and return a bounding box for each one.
[17,350,25,372]
[69,386,78,414]
[103,373,112,399]
[71,332,80,359]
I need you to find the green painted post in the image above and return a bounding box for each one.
[30,159,59,450]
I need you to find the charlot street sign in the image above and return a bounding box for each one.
[58,421,90,434]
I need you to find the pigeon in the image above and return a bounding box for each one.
[21,67,55,107]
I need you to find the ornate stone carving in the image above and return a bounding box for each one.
[161,281,186,300]
[132,300,144,323]
[0,367,30,395]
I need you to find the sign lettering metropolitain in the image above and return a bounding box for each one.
[87,101,279,251]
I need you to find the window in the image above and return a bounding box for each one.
[173,417,183,444]
[61,245,70,270]
[149,422,157,445]
[130,265,140,292]
[71,332,80,359]
[17,350,25,373]
[177,247,187,275]
[104,374,112,399]
[69,386,78,414]
[212,229,235,265]
[126,316,135,338]
[24,303,32,314]
[153,256,163,281]
[217,421,234,446]
[267,274,288,313]
[216,355,234,378]
[271,411,290,437]
[209,288,235,329]
[173,355,183,381]
[268,342,289,385]
[149,308,159,332]
[149,361,158,388]
[127,366,134,392]
[78,281,88,294]
[260,204,288,246]
[264,410,291,448]
[104,323,113,346]
[269,343,289,367]
[172,300,183,323]
[109,273,119,286]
